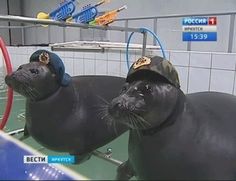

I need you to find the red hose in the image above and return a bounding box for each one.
[0,37,13,130]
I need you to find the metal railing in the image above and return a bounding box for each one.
[0,11,235,52]
[0,15,149,56]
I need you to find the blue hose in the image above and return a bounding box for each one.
[126,32,135,69]
[126,27,166,70]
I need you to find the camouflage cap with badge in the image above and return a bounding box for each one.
[126,56,180,88]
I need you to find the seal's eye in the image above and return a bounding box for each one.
[120,83,129,93]
[134,87,144,97]
[30,68,39,74]
[17,66,23,71]
[136,84,153,97]
[145,84,152,92]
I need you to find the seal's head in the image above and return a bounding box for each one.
[5,50,71,101]
[108,56,182,131]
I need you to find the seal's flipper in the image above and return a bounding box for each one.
[116,160,134,180]
[23,124,29,136]
[19,125,30,141]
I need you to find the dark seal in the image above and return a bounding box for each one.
[108,56,236,180]
[5,50,127,162]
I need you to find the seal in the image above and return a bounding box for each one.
[108,56,236,180]
[5,50,128,162]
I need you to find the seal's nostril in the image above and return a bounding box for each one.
[5,75,12,87]
[118,103,122,108]
[12,73,16,79]
[17,66,23,71]
[29,68,39,74]
[130,105,135,111]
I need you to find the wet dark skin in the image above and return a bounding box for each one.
[5,62,128,163]
[109,78,236,180]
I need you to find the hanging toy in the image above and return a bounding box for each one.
[67,0,110,24]
[37,0,76,21]
[89,5,127,26]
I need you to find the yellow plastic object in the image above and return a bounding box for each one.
[37,12,50,27]
[37,12,50,20]
[66,17,73,23]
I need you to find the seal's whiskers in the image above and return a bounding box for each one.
[24,88,36,101]
[21,71,33,81]
[96,104,118,135]
[20,81,38,100]
[96,95,109,105]
[95,103,109,118]
[130,112,151,127]
[112,116,118,136]
[31,87,40,97]
[130,114,147,129]
[129,115,141,138]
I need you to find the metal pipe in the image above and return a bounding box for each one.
[92,150,123,166]
[8,128,123,166]
[51,46,104,52]
[187,41,191,51]
[63,27,66,42]
[50,41,160,49]
[0,25,40,29]
[153,18,157,45]
[125,20,129,42]
[21,27,25,45]
[115,11,236,21]
[48,26,51,44]
[0,15,141,33]
[142,31,147,56]
[8,128,24,136]
[50,41,160,52]
[228,14,235,53]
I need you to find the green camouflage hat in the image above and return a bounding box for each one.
[126,56,180,88]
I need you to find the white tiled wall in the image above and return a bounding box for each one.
[73,58,84,75]
[212,54,236,70]
[175,66,189,93]
[210,70,235,94]
[5,46,236,95]
[190,52,211,68]
[188,68,210,93]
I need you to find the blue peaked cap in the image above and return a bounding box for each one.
[29,49,71,86]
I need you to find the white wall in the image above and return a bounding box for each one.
[78,0,236,18]
[8,0,23,45]
[6,46,236,94]
[0,0,10,45]
[0,0,22,45]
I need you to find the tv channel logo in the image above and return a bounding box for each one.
[182,16,217,41]
[182,17,217,25]
[24,155,75,164]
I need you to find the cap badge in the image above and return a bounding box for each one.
[133,56,151,69]
[39,52,50,65]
